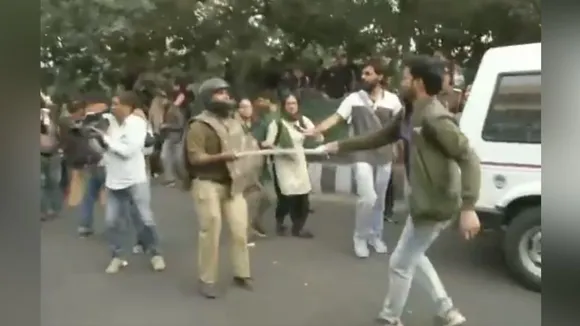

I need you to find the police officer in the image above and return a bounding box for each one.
[185,78,261,298]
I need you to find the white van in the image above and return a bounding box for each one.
[459,43,541,292]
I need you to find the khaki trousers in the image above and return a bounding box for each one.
[191,179,250,284]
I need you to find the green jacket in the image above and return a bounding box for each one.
[338,97,481,222]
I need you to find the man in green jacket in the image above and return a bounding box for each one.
[319,55,481,326]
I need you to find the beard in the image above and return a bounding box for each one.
[206,100,236,117]
[359,80,378,93]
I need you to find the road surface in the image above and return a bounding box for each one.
[41,185,540,326]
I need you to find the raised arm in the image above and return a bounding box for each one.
[336,110,403,153]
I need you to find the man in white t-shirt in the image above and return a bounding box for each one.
[92,91,166,274]
[304,58,402,258]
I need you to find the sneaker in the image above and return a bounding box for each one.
[252,223,267,237]
[354,238,370,258]
[434,308,466,326]
[77,227,94,238]
[369,237,388,254]
[198,280,217,299]
[105,257,128,274]
[150,255,166,271]
[291,229,314,239]
[375,317,404,325]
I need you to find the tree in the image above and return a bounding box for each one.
[41,0,541,95]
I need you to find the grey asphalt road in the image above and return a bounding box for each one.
[41,186,541,326]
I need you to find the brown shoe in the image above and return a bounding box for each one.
[198,280,218,299]
[233,277,253,291]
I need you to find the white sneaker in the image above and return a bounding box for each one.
[105,258,128,274]
[150,255,166,271]
[435,308,466,326]
[369,238,388,254]
[353,238,370,258]
[376,317,404,326]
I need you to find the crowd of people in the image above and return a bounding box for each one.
[40,52,478,326]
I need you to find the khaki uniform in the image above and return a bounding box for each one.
[186,110,262,284]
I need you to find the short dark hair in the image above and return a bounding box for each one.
[404,54,445,96]
[116,91,141,111]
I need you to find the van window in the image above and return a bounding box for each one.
[481,72,541,144]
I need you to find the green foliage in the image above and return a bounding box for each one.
[41,0,541,96]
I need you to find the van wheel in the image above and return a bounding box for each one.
[503,206,541,292]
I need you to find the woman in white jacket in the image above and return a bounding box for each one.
[263,92,323,238]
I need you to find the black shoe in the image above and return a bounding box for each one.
[291,229,314,239]
[198,280,218,299]
[276,223,287,236]
[233,277,254,291]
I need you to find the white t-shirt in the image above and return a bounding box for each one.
[335,90,403,124]
[102,114,148,190]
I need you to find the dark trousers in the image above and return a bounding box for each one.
[272,165,310,232]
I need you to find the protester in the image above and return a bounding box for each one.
[184,77,262,298]
[304,57,403,258]
[159,101,185,186]
[91,90,166,274]
[263,92,323,238]
[234,97,272,243]
[40,105,63,221]
[318,53,356,98]
[73,93,110,237]
[320,55,482,326]
[172,77,193,122]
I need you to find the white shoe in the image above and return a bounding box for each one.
[150,255,166,271]
[369,238,388,254]
[435,308,467,326]
[353,238,370,258]
[105,258,128,274]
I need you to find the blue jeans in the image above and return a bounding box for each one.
[41,155,63,215]
[79,167,106,230]
[353,162,392,241]
[378,216,454,321]
[160,138,180,182]
[105,182,160,258]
